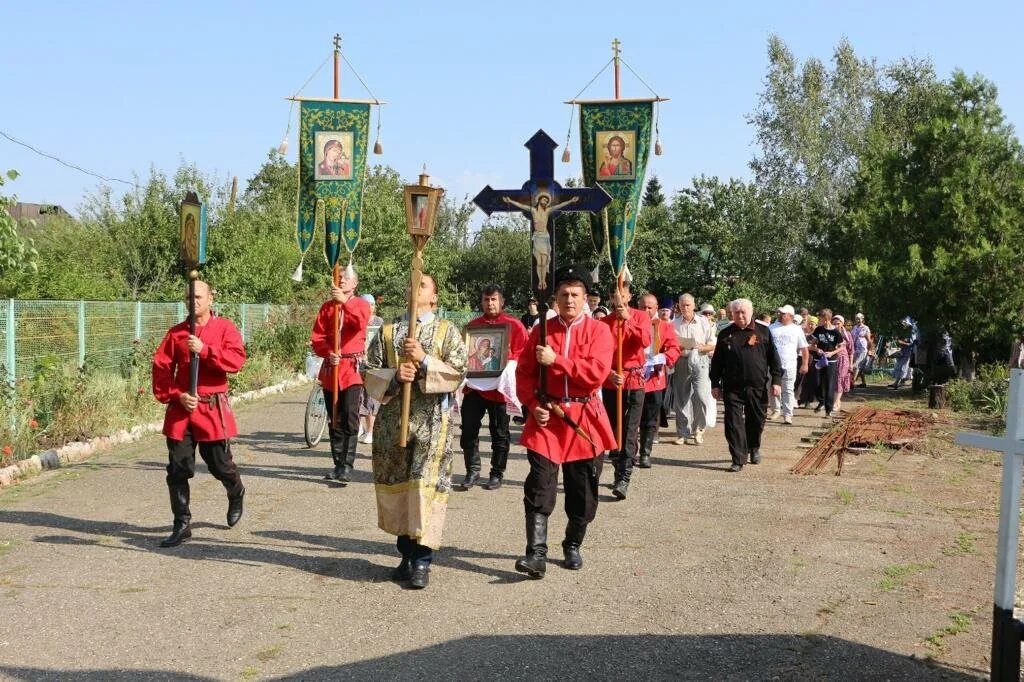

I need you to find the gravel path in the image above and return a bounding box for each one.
[0,385,997,680]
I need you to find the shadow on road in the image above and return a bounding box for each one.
[0,633,984,680]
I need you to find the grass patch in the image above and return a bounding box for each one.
[119,587,147,594]
[256,642,284,662]
[238,666,259,681]
[0,539,18,558]
[942,532,977,557]
[879,562,932,591]
[836,488,855,505]
[924,611,973,649]
[275,623,292,631]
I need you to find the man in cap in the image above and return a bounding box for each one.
[637,293,681,468]
[587,288,603,317]
[311,270,373,483]
[600,281,652,499]
[515,265,617,577]
[710,298,783,471]
[459,284,528,490]
[768,304,809,425]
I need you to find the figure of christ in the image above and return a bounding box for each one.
[502,192,579,292]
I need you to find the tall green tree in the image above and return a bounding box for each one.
[0,170,38,284]
[837,71,1024,371]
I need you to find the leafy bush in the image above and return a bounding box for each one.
[946,364,1010,427]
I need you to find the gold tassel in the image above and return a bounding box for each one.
[344,258,356,280]
[278,135,289,155]
[373,139,383,155]
[561,148,570,163]
[290,260,304,282]
[654,139,663,156]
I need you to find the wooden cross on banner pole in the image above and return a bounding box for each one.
[955,368,1024,681]
[473,130,611,304]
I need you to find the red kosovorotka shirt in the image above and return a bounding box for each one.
[464,312,529,403]
[152,315,246,442]
[600,307,653,391]
[516,314,618,463]
[645,318,682,393]
[310,295,371,392]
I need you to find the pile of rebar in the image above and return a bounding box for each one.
[791,407,935,476]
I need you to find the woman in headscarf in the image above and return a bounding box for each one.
[832,315,854,414]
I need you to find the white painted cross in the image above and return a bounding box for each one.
[955,368,1024,678]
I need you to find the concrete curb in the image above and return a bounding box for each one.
[0,374,311,490]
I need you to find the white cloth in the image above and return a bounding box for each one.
[456,359,521,416]
[770,322,808,370]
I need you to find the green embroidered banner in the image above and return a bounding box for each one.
[296,100,370,269]
[579,101,653,279]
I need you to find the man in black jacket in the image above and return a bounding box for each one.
[709,298,783,472]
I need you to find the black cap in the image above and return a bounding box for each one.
[553,264,592,291]
[587,288,602,298]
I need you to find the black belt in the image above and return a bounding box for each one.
[549,395,592,404]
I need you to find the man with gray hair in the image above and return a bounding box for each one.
[671,293,716,445]
[710,298,783,472]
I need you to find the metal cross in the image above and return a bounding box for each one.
[474,130,611,300]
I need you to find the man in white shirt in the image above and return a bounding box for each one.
[768,304,809,424]
[671,293,716,444]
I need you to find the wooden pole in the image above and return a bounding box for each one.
[333,34,341,99]
[330,262,341,425]
[398,237,426,447]
[188,270,199,397]
[615,272,624,451]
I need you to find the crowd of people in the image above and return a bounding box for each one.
[149,269,904,590]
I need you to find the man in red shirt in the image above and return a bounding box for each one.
[638,293,681,469]
[515,265,618,578]
[152,281,247,548]
[600,282,652,499]
[460,284,528,491]
[310,270,372,483]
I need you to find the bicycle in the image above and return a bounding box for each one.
[303,384,328,448]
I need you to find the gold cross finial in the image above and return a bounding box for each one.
[612,38,621,58]
[333,34,342,51]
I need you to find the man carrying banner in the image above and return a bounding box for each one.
[152,280,247,547]
[515,265,617,578]
[600,282,651,499]
[310,270,372,483]
[459,284,528,491]
[638,292,680,468]
[365,274,467,589]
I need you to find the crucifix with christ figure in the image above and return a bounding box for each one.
[474,130,611,301]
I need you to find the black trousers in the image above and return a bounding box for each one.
[816,361,837,413]
[166,431,242,495]
[640,389,662,434]
[459,391,511,477]
[397,535,433,566]
[601,387,644,460]
[324,385,362,466]
[523,450,602,527]
[722,386,768,467]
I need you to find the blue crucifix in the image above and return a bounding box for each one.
[474,130,612,299]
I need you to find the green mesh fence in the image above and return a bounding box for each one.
[1,299,292,382]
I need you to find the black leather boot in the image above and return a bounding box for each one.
[339,434,358,482]
[460,444,480,490]
[409,561,430,589]
[160,484,192,547]
[638,429,654,469]
[391,558,412,582]
[562,521,587,570]
[227,485,245,527]
[612,456,631,499]
[514,512,548,579]
[326,433,346,481]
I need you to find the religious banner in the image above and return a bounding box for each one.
[578,100,654,279]
[296,99,371,268]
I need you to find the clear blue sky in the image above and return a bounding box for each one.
[3,0,1022,217]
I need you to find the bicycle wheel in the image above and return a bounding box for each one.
[304,386,328,448]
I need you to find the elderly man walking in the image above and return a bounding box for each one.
[710,299,782,471]
[768,305,809,425]
[671,293,716,445]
